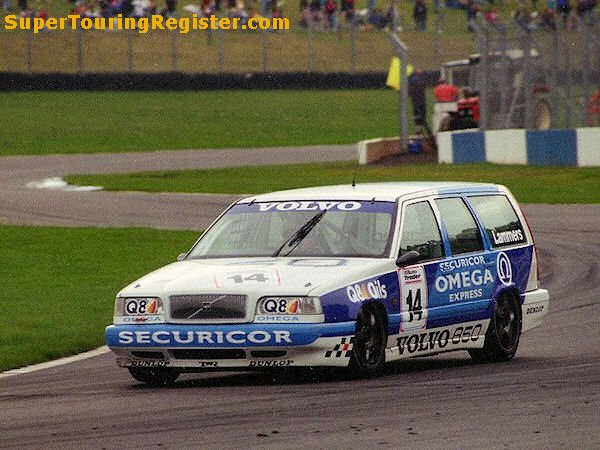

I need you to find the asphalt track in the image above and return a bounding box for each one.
[1,146,599,449]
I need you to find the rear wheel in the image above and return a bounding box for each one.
[128,367,180,386]
[349,305,387,377]
[469,293,522,363]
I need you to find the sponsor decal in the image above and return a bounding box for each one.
[249,360,294,367]
[117,330,292,346]
[125,298,160,315]
[492,229,524,246]
[259,298,300,315]
[526,305,544,315]
[435,269,494,293]
[496,252,513,286]
[128,360,168,368]
[325,337,353,358]
[439,256,486,272]
[346,279,387,303]
[120,315,163,324]
[449,289,483,302]
[255,315,301,322]
[257,201,361,212]
[396,324,483,355]
[399,266,428,332]
[198,361,218,368]
[215,268,280,288]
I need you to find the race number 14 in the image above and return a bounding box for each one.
[399,265,428,332]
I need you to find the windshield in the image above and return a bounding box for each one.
[188,200,397,259]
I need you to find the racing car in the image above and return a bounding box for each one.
[106,182,550,385]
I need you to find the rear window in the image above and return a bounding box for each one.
[468,195,527,247]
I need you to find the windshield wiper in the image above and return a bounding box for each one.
[272,210,327,257]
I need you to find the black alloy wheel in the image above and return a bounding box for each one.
[350,306,387,377]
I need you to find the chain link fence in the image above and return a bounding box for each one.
[470,16,600,130]
[1,8,477,74]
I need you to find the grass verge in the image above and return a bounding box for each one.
[66,161,600,204]
[0,90,412,155]
[0,225,199,372]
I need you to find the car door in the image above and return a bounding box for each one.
[397,196,492,337]
[396,199,445,334]
[428,196,493,328]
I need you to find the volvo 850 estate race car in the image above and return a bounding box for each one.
[106,182,550,385]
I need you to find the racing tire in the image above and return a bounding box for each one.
[128,367,180,386]
[349,305,387,377]
[469,292,522,363]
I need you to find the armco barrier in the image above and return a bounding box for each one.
[438,129,600,167]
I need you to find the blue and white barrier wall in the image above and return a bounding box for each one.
[438,128,600,166]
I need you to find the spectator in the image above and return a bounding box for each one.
[200,0,214,17]
[413,0,427,31]
[324,0,338,30]
[19,4,34,16]
[434,78,460,102]
[540,6,558,28]
[385,0,400,31]
[3,0,12,13]
[145,0,157,16]
[229,0,249,24]
[408,69,427,134]
[367,0,376,16]
[341,0,356,25]
[165,0,176,15]
[37,7,48,20]
[556,0,572,28]
[18,0,26,12]
[514,4,536,29]
[463,0,478,31]
[367,7,386,28]
[485,7,499,25]
[587,86,600,126]
[577,0,598,25]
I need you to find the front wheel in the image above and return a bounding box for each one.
[349,305,387,377]
[469,293,522,363]
[128,367,180,386]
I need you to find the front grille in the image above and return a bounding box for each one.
[169,294,247,322]
[169,349,247,360]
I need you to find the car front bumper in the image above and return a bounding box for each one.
[105,322,357,369]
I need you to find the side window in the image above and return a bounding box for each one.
[468,195,527,247]
[400,201,444,261]
[435,197,483,255]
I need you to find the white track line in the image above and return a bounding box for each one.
[0,346,110,379]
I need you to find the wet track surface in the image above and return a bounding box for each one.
[1,148,599,449]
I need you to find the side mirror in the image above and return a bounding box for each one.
[177,253,187,261]
[396,250,420,267]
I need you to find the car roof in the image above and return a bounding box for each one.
[239,182,504,203]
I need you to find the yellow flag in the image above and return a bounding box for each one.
[386,57,414,91]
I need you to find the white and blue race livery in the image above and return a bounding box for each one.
[106,182,550,385]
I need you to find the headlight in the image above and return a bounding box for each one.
[114,297,164,317]
[256,296,322,315]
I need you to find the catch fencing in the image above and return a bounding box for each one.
[1,10,474,75]
[471,15,600,130]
